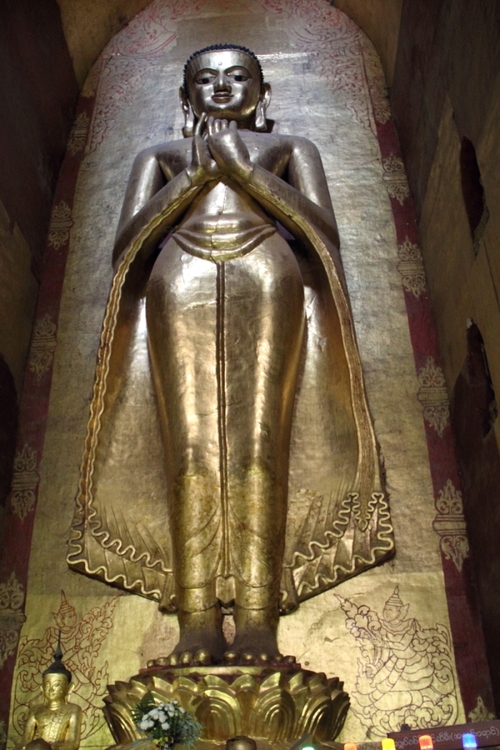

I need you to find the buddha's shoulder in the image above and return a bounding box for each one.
[31,704,49,718]
[241,131,320,153]
[133,139,190,162]
[66,702,82,716]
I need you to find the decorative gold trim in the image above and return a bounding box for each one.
[48,201,73,250]
[0,573,25,669]
[10,445,39,521]
[432,480,470,572]
[397,238,426,298]
[67,111,90,156]
[293,491,394,601]
[417,357,450,437]
[467,696,495,722]
[28,314,57,381]
[382,156,410,205]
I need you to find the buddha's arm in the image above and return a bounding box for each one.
[52,706,82,750]
[113,138,219,269]
[208,125,340,251]
[15,712,36,750]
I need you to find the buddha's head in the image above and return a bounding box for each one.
[42,636,72,704]
[42,673,70,704]
[180,44,271,135]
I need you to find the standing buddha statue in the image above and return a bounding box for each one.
[68,44,394,667]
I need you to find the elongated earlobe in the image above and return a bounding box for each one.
[255,101,267,131]
[179,86,196,137]
[255,83,271,132]
[182,103,196,137]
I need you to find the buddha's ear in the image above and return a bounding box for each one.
[255,83,271,131]
[179,86,195,137]
[262,82,272,111]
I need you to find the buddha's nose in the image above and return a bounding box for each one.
[214,70,230,91]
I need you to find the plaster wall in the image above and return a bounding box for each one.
[56,0,153,86]
[391,0,500,712]
[332,0,402,85]
[55,0,403,87]
[0,0,78,513]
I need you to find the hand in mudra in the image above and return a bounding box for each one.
[186,117,221,185]
[206,117,253,181]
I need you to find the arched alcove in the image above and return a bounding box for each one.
[2,1,494,746]
[55,0,402,87]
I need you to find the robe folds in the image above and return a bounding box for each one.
[67,174,395,614]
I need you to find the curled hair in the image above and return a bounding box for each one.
[182,43,264,92]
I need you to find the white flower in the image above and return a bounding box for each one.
[178,707,185,714]
[161,723,170,731]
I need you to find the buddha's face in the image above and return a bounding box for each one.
[43,673,69,703]
[185,49,262,125]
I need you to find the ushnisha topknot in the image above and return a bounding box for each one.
[182,43,264,93]
[43,632,72,684]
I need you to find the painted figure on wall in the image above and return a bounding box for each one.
[16,643,82,750]
[68,44,394,666]
[337,588,458,733]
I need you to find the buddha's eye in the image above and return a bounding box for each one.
[228,69,250,82]
[195,71,215,85]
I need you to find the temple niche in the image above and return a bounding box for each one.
[3,1,494,749]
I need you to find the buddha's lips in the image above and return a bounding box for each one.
[212,93,232,103]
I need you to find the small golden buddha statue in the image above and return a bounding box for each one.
[16,641,82,750]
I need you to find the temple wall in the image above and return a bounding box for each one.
[0,0,77,538]
[331,0,402,86]
[390,0,500,712]
[56,0,152,86]
[54,0,403,88]
[0,1,495,748]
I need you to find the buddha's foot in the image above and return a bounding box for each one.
[148,648,296,668]
[222,629,296,665]
[149,648,213,667]
[222,649,296,665]
[147,626,226,668]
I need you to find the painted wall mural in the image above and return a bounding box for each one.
[337,588,458,735]
[11,593,119,743]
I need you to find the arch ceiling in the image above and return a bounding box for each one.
[56,0,402,87]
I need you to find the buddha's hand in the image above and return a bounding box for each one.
[185,115,221,185]
[207,118,253,181]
